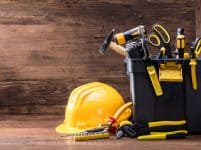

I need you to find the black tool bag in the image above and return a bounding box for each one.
[126,57,201,133]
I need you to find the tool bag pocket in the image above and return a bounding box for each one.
[126,58,186,124]
[184,59,201,133]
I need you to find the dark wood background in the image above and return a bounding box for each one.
[0,0,196,114]
[196,0,201,37]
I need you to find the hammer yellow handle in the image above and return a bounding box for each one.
[109,42,128,57]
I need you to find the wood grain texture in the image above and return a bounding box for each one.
[0,0,195,114]
[196,0,201,37]
[1,115,201,150]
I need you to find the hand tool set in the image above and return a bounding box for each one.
[56,23,201,141]
[98,23,201,140]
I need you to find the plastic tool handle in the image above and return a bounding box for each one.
[194,38,201,58]
[176,28,185,58]
[148,33,161,47]
[114,25,145,45]
[148,120,186,128]
[138,133,186,140]
[153,23,171,44]
[112,102,132,122]
[74,132,110,141]
[138,130,187,140]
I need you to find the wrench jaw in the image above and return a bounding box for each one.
[99,29,115,54]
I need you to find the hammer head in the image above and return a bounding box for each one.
[99,29,115,54]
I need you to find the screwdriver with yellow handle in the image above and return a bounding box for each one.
[176,28,185,58]
[189,38,201,90]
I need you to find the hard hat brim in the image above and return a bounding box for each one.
[55,108,132,135]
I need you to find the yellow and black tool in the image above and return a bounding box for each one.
[74,101,132,141]
[189,38,201,90]
[100,102,133,134]
[137,130,187,140]
[147,120,186,127]
[148,24,183,82]
[137,26,163,96]
[184,52,190,59]
[148,23,173,58]
[114,25,146,45]
[138,120,187,140]
[74,102,133,141]
[74,128,110,141]
[194,38,201,58]
[176,28,185,58]
[116,120,187,140]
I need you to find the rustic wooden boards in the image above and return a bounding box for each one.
[1,115,201,150]
[196,0,201,37]
[0,0,195,114]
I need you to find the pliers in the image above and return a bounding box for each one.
[116,120,187,140]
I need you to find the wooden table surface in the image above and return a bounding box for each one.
[0,115,201,150]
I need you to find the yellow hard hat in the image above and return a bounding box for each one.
[55,82,131,134]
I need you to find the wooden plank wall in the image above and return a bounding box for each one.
[0,0,195,114]
[196,0,201,37]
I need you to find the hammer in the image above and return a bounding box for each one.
[99,29,128,57]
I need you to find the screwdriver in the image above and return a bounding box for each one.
[176,28,185,58]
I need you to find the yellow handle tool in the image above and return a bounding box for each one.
[177,34,185,50]
[195,38,201,58]
[112,102,133,121]
[114,25,145,45]
[99,28,128,57]
[138,130,187,140]
[148,120,186,128]
[148,23,172,58]
[184,52,190,59]
[74,131,110,141]
[176,28,185,58]
[150,130,188,135]
[147,65,163,96]
[190,38,201,90]
[99,102,133,131]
